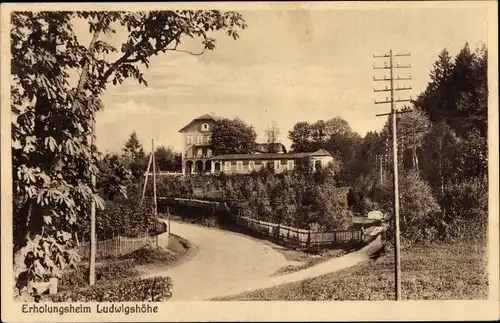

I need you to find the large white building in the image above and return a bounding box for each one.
[178,114,335,175]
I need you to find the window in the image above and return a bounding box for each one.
[224,161,231,171]
[236,161,243,170]
[186,136,193,144]
[274,160,281,170]
[206,135,212,144]
[197,148,202,157]
[186,149,193,157]
[287,160,294,170]
[201,123,210,131]
[261,161,267,168]
[197,135,203,144]
[248,161,255,170]
[207,149,212,157]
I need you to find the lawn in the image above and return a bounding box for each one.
[216,242,488,300]
[56,234,191,294]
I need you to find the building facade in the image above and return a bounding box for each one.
[178,114,219,175]
[210,149,333,174]
[178,114,334,175]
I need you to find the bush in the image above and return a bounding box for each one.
[399,170,441,243]
[440,176,488,242]
[123,246,177,265]
[48,276,173,302]
[58,259,139,292]
[96,193,157,239]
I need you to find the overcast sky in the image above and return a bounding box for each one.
[85,6,489,153]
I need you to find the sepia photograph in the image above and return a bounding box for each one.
[1,1,498,322]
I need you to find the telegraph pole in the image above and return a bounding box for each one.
[373,49,412,301]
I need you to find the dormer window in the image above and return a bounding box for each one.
[201,123,210,131]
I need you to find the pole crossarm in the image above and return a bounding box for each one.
[375,109,414,117]
[374,87,412,92]
[373,54,391,58]
[373,77,391,81]
[373,66,391,70]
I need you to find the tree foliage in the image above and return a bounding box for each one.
[11,10,246,288]
[155,145,182,172]
[265,121,281,153]
[212,118,257,155]
[121,131,148,178]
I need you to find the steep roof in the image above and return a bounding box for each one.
[212,149,332,161]
[178,114,221,132]
[309,148,332,157]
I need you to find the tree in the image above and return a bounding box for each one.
[398,170,441,242]
[265,121,281,153]
[122,131,144,161]
[11,10,247,289]
[212,118,257,155]
[341,131,384,185]
[420,121,461,199]
[155,145,181,172]
[380,109,430,171]
[415,48,455,124]
[122,132,148,179]
[288,121,314,152]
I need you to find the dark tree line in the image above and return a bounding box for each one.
[286,43,488,244]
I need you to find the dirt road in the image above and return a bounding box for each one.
[146,220,382,301]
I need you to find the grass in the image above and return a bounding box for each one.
[58,234,191,294]
[216,242,488,300]
[270,244,351,276]
[127,234,192,273]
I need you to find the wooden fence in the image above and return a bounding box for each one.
[159,197,364,249]
[234,215,363,249]
[77,233,159,260]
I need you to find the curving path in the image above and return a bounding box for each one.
[146,220,382,301]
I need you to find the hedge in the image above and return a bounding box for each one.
[47,276,173,302]
[58,259,140,292]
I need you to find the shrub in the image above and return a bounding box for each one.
[440,176,488,242]
[48,276,173,302]
[123,246,178,265]
[399,170,441,242]
[58,259,139,292]
[96,193,156,239]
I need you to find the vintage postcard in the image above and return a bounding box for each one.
[1,1,499,322]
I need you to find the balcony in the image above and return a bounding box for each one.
[184,153,213,159]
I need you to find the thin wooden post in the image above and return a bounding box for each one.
[152,138,158,218]
[140,151,153,206]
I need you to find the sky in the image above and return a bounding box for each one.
[80,6,489,153]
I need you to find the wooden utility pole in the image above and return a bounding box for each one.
[373,49,412,301]
[140,150,153,207]
[152,139,158,217]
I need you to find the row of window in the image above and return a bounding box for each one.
[186,135,212,145]
[224,160,294,171]
[186,148,212,158]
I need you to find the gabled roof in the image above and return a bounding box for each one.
[309,148,332,157]
[178,114,221,132]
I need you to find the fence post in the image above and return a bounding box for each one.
[118,235,122,255]
[307,229,311,249]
